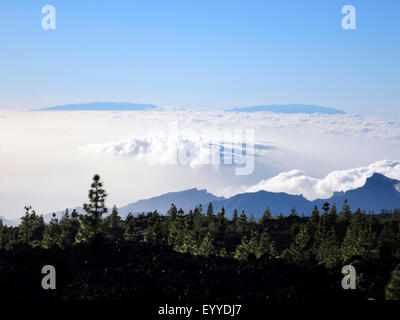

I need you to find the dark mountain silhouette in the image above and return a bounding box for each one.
[4,173,399,226]
[119,173,400,218]
[211,191,313,218]
[229,104,345,114]
[313,173,400,214]
[118,188,225,218]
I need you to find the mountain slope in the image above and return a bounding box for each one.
[118,188,225,218]
[211,191,313,218]
[118,173,400,218]
[313,173,400,213]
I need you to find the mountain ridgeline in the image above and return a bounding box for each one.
[32,102,158,111]
[118,188,224,217]
[228,104,345,114]
[2,173,398,227]
[30,102,345,114]
[117,173,400,219]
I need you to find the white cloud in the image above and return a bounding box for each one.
[80,129,273,169]
[247,160,400,200]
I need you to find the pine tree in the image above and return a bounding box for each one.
[76,174,107,243]
[124,213,137,241]
[310,206,320,225]
[314,227,340,268]
[358,220,379,259]
[282,224,312,265]
[42,213,62,248]
[306,206,320,239]
[322,202,330,215]
[232,209,239,223]
[378,221,398,260]
[392,209,400,221]
[327,203,338,226]
[329,203,337,215]
[246,232,259,255]
[106,205,121,227]
[154,211,169,245]
[259,206,272,228]
[341,219,359,262]
[276,213,285,220]
[206,202,215,232]
[214,207,227,250]
[237,210,248,233]
[18,206,45,246]
[19,206,33,244]
[197,232,216,257]
[219,247,228,258]
[341,214,378,263]
[230,209,239,232]
[0,219,6,249]
[104,205,123,241]
[192,207,203,242]
[144,213,167,246]
[180,230,198,255]
[59,209,80,247]
[167,204,178,220]
[167,205,185,249]
[234,230,277,261]
[386,264,400,300]
[185,209,194,231]
[256,229,278,258]
[248,214,257,233]
[234,236,252,261]
[340,199,352,223]
[206,202,214,218]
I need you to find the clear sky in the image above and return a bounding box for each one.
[0,0,399,115]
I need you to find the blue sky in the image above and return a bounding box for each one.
[0,0,399,114]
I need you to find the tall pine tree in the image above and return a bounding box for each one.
[76,174,107,243]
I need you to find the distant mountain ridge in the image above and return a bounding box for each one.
[2,173,399,226]
[31,102,345,114]
[211,191,312,218]
[229,104,345,114]
[116,173,400,219]
[313,173,400,214]
[0,216,17,227]
[118,188,224,218]
[32,102,158,111]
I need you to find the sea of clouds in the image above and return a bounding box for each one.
[79,109,400,196]
[1,109,400,218]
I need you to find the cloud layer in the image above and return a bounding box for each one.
[2,109,400,218]
[80,129,273,169]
